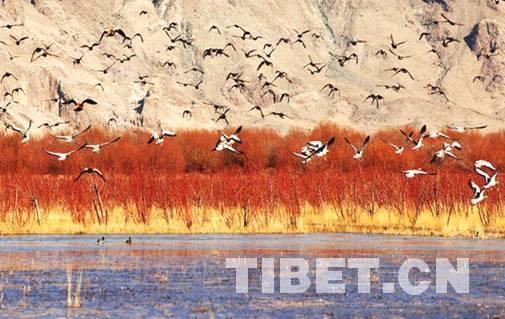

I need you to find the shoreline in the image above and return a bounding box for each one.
[0,206,501,238]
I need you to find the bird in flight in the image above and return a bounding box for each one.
[147,129,176,145]
[54,125,91,143]
[84,136,121,153]
[445,125,487,133]
[75,168,107,183]
[46,143,87,161]
[403,169,436,179]
[63,98,98,112]
[344,136,371,160]
[469,180,486,205]
[390,34,407,49]
[4,120,32,143]
[292,137,336,164]
[364,94,384,108]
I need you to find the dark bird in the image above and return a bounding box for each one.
[375,49,388,59]
[182,110,192,118]
[31,47,58,62]
[419,32,431,41]
[208,25,221,34]
[440,13,464,26]
[266,111,292,119]
[96,63,115,75]
[71,54,84,65]
[473,75,485,83]
[425,49,441,59]
[38,120,70,129]
[74,168,107,183]
[1,72,18,84]
[271,71,291,84]
[242,49,259,58]
[279,93,290,103]
[161,61,176,70]
[392,68,414,80]
[249,106,265,119]
[9,35,28,46]
[261,89,277,103]
[80,41,100,51]
[118,54,136,63]
[177,80,203,90]
[184,67,204,75]
[377,83,405,92]
[442,37,460,47]
[139,10,148,16]
[388,49,412,60]
[63,98,98,112]
[257,59,273,71]
[320,84,340,98]
[276,37,291,46]
[163,22,178,32]
[214,108,231,125]
[364,94,384,108]
[0,23,23,29]
[348,37,366,46]
[390,34,407,49]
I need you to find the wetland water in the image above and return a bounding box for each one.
[0,234,504,318]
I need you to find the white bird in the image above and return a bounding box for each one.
[45,143,87,161]
[292,137,335,163]
[474,160,497,171]
[475,167,499,189]
[424,131,455,140]
[430,148,459,163]
[4,120,32,143]
[344,136,370,159]
[401,125,427,150]
[74,167,107,182]
[469,180,486,205]
[147,130,176,144]
[443,141,461,152]
[218,125,242,145]
[54,125,91,143]
[446,125,487,133]
[381,139,404,154]
[402,169,436,178]
[84,136,121,153]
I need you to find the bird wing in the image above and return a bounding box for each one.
[360,136,371,151]
[469,180,481,194]
[344,137,357,152]
[82,99,97,106]
[5,123,23,135]
[101,136,121,147]
[73,125,91,138]
[475,167,491,182]
[45,150,65,158]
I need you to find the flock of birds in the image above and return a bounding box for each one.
[0,3,502,207]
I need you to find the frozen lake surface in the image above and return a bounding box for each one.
[0,234,504,318]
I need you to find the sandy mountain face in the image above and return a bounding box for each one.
[0,0,504,135]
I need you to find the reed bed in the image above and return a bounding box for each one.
[0,123,503,237]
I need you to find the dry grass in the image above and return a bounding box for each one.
[0,123,504,237]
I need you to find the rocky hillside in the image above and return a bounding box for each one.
[0,0,504,134]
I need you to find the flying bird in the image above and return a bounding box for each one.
[84,136,121,153]
[344,136,371,160]
[4,120,32,143]
[46,143,87,161]
[74,168,107,183]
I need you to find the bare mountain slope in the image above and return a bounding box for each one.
[0,0,504,134]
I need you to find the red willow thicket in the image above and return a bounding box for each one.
[0,122,503,228]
